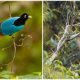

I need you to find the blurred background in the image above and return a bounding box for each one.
[0,1,42,79]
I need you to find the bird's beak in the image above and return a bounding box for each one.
[28,16,32,19]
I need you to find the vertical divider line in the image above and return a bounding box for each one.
[42,0,43,80]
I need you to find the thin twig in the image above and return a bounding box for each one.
[1,43,13,51]
[9,40,16,65]
[9,3,11,18]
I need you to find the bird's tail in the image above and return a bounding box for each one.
[0,23,3,37]
[0,23,1,32]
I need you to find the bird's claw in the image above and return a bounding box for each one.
[12,35,15,39]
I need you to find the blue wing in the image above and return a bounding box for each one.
[1,17,24,35]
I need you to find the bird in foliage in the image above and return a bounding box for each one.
[0,13,32,36]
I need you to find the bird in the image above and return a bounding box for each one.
[0,13,32,36]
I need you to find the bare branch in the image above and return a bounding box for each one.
[67,32,80,41]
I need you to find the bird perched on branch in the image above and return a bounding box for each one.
[0,13,32,36]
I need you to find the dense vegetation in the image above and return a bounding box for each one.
[43,1,80,79]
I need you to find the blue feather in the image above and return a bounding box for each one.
[1,17,24,35]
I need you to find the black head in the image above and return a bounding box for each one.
[14,13,31,26]
[20,13,29,20]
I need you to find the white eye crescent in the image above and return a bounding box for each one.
[24,15,27,18]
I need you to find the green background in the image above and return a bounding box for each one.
[0,1,42,79]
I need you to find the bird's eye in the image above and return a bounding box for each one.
[24,15,27,18]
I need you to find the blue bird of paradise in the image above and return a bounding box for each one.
[0,13,32,36]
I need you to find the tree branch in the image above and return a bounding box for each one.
[45,1,80,65]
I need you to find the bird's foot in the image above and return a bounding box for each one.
[11,35,15,39]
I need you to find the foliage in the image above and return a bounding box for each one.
[43,1,80,79]
[44,60,80,79]
[0,70,41,79]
